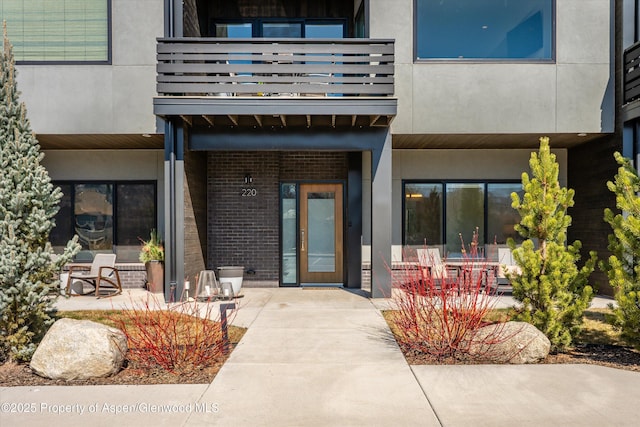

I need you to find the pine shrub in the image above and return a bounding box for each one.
[602,152,640,350]
[0,24,80,362]
[508,136,596,351]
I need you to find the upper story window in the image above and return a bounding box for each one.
[415,0,553,61]
[0,0,110,63]
[212,19,346,39]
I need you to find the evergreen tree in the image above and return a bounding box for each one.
[0,23,79,362]
[602,152,640,350]
[507,136,596,351]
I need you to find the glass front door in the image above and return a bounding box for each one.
[280,182,344,285]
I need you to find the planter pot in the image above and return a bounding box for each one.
[145,260,164,293]
[217,266,244,296]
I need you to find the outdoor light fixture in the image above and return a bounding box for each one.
[244,174,253,184]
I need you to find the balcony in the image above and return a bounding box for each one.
[623,40,640,121]
[153,38,396,128]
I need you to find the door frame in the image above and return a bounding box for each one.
[279,180,347,287]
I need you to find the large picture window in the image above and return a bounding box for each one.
[0,0,110,62]
[415,0,553,60]
[403,181,523,257]
[50,182,156,262]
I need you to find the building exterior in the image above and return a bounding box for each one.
[623,0,640,178]
[5,0,618,298]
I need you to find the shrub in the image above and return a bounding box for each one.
[508,136,596,351]
[387,245,511,361]
[0,25,79,362]
[139,229,164,263]
[111,295,236,373]
[601,152,640,350]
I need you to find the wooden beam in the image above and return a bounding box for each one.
[180,115,192,127]
[227,115,238,126]
[331,115,336,128]
[306,115,311,127]
[370,115,380,126]
[202,115,215,127]
[280,115,286,127]
[351,115,357,127]
[253,115,263,127]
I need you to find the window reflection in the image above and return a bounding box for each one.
[415,0,553,60]
[404,183,443,246]
[487,183,523,245]
[445,183,484,257]
[281,183,297,284]
[74,184,113,252]
[404,181,522,257]
[51,182,156,262]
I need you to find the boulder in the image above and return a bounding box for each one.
[469,321,550,364]
[30,318,127,380]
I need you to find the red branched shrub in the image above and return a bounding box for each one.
[111,294,236,373]
[386,245,513,361]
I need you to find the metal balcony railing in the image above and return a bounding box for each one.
[624,40,640,105]
[156,38,394,98]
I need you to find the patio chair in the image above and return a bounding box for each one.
[416,247,449,280]
[497,247,522,285]
[65,253,122,298]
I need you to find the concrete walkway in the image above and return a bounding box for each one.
[1,289,639,426]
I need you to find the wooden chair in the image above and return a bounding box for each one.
[66,253,122,298]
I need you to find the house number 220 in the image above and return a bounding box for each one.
[241,188,257,197]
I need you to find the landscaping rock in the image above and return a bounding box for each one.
[469,321,550,364]
[30,318,127,380]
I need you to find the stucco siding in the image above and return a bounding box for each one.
[14,0,163,135]
[369,0,613,136]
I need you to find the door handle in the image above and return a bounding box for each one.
[301,228,305,252]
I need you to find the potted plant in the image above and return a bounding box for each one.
[140,229,164,293]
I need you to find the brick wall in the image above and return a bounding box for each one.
[183,0,201,37]
[62,263,146,290]
[207,151,348,285]
[117,264,147,290]
[184,150,208,285]
[568,136,621,296]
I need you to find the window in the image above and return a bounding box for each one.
[0,0,110,62]
[415,0,553,60]
[403,181,523,257]
[211,19,346,39]
[51,182,156,262]
[281,183,297,285]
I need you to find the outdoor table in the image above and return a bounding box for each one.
[444,259,499,290]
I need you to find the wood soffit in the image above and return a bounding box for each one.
[37,134,164,150]
[36,132,610,150]
[392,133,610,149]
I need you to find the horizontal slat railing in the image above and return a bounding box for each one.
[156,38,394,97]
[624,41,640,104]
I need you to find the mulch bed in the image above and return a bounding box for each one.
[3,343,639,388]
[402,343,640,372]
[0,359,222,387]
